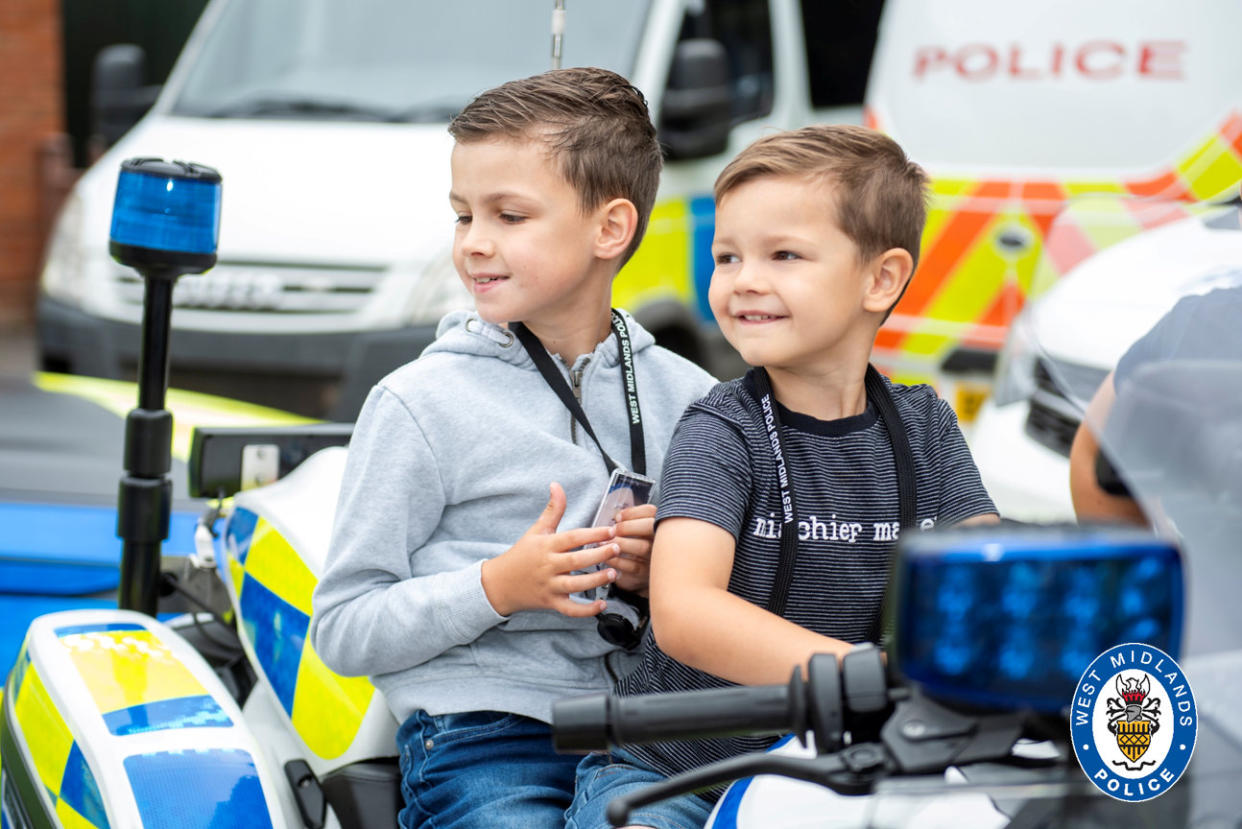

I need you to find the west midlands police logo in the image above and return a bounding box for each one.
[1071,643,1196,802]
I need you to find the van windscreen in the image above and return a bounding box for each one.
[170,0,651,121]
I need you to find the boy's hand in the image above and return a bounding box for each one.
[608,503,657,594]
[481,482,620,618]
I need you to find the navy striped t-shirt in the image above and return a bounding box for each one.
[618,368,995,790]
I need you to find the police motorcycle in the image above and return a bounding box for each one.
[1,8,584,827]
[0,158,403,829]
[550,228,1242,824]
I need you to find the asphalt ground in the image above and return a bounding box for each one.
[0,324,118,671]
[0,321,192,505]
[0,321,203,673]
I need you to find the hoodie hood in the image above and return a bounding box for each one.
[426,308,658,370]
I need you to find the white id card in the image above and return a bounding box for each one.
[569,468,654,604]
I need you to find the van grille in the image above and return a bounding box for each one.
[113,262,386,313]
[1023,359,1108,457]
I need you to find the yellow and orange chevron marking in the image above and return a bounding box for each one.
[870,109,1242,381]
[1029,197,1216,300]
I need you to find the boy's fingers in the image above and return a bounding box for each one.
[613,515,655,540]
[554,598,606,618]
[553,524,616,551]
[615,503,657,522]
[559,567,617,596]
[531,482,567,534]
[612,536,652,561]
[604,555,646,576]
[560,543,620,572]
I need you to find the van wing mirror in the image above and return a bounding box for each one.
[92,44,162,149]
[659,38,732,161]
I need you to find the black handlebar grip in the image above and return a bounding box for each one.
[612,684,793,746]
[841,645,888,714]
[553,684,795,753]
[553,694,610,753]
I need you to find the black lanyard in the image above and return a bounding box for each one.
[752,365,917,622]
[511,310,646,476]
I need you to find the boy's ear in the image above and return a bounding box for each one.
[862,248,915,314]
[593,198,639,262]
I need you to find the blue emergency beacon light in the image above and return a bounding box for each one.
[109,157,221,615]
[889,525,1183,712]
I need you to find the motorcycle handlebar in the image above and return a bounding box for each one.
[553,645,889,755]
[554,681,798,753]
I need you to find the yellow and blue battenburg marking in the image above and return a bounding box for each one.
[225,507,375,760]
[124,748,268,829]
[55,623,233,736]
[7,616,276,829]
[12,646,110,829]
[614,194,717,324]
[12,646,111,829]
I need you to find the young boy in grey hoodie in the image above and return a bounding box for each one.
[310,68,716,829]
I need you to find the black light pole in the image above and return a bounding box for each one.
[109,158,222,615]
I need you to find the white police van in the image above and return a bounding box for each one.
[37,0,876,418]
[37,0,1242,421]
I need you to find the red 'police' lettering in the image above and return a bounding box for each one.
[913,41,1186,80]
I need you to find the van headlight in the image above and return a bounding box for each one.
[39,194,88,304]
[402,251,470,325]
[991,310,1039,406]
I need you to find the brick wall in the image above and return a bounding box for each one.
[0,0,63,325]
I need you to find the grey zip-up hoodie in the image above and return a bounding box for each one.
[310,309,716,724]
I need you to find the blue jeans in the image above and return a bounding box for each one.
[565,749,713,829]
[396,709,581,829]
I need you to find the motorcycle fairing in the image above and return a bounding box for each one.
[1,609,287,828]
[220,447,398,771]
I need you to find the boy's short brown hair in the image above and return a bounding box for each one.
[715,125,929,276]
[449,67,661,264]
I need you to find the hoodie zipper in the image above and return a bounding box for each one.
[568,358,590,443]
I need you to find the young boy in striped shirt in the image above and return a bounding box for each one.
[566,125,998,829]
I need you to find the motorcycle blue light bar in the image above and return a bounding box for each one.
[890,526,1182,713]
[109,158,221,274]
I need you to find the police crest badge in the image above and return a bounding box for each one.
[1108,673,1160,767]
[1071,643,1197,802]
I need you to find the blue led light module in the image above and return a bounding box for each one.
[109,158,221,274]
[890,525,1182,712]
